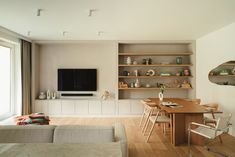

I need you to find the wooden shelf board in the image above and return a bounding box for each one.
[118,64,192,67]
[119,76,193,78]
[221,63,235,66]
[118,52,192,56]
[119,88,192,90]
[209,75,235,77]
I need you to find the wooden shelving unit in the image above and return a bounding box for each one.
[118,43,195,99]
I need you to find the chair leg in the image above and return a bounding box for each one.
[219,135,223,143]
[143,119,150,136]
[139,113,145,127]
[188,129,192,157]
[146,122,155,142]
[142,114,150,133]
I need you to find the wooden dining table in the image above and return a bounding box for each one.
[144,98,221,146]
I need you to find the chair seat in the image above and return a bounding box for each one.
[149,115,170,123]
[191,126,223,139]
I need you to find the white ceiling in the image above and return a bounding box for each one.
[1,0,235,41]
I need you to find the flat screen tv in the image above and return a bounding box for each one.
[58,69,97,91]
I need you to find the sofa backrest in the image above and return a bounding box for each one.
[0,125,56,143]
[53,125,114,143]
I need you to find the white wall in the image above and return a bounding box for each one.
[38,42,117,99]
[196,22,235,136]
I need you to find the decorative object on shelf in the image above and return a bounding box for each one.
[119,82,128,88]
[232,68,235,75]
[130,82,135,88]
[133,60,138,65]
[134,69,139,76]
[126,56,132,65]
[145,84,151,88]
[39,92,46,100]
[158,84,165,101]
[51,92,57,99]
[167,79,181,88]
[219,69,229,75]
[46,90,50,99]
[176,57,183,64]
[176,72,181,76]
[181,80,191,88]
[101,90,111,100]
[122,71,130,76]
[134,79,141,88]
[160,72,171,76]
[145,69,155,76]
[183,69,190,76]
[142,58,152,65]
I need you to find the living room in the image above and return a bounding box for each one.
[0,0,235,157]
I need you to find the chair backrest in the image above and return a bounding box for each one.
[215,114,232,132]
[202,103,219,119]
[186,99,201,105]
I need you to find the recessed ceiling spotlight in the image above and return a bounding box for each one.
[97,31,104,36]
[88,9,97,17]
[37,9,43,16]
[27,31,31,36]
[62,31,68,36]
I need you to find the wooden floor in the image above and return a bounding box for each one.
[50,117,235,157]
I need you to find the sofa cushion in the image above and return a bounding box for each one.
[0,125,56,143]
[53,125,114,143]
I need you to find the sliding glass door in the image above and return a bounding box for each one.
[0,44,12,119]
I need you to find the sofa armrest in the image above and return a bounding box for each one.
[114,123,128,157]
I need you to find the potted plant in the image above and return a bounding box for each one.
[159,84,165,101]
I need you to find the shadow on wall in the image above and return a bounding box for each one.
[208,61,235,86]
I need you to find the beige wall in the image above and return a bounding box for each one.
[38,42,117,98]
[196,22,235,136]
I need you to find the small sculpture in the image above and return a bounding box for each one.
[181,80,191,88]
[101,90,111,100]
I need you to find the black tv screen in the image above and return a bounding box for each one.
[58,69,97,91]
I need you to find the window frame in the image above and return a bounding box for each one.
[0,41,15,120]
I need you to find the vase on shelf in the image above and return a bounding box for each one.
[158,92,164,101]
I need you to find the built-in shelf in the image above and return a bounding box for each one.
[221,63,235,66]
[119,76,193,78]
[118,52,192,56]
[118,87,192,90]
[118,64,193,67]
[209,75,235,77]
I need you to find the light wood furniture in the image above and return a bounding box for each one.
[145,108,172,142]
[145,98,222,146]
[118,43,195,99]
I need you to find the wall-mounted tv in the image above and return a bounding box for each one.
[58,69,97,91]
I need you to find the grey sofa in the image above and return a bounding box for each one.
[0,123,128,157]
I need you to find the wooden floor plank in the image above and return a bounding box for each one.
[50,117,235,157]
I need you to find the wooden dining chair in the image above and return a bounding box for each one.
[201,103,219,125]
[185,99,201,105]
[139,101,157,133]
[144,108,172,142]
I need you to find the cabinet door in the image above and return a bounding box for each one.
[61,100,75,115]
[34,100,48,115]
[48,100,61,115]
[131,100,144,115]
[118,100,131,115]
[88,100,101,114]
[102,100,116,115]
[75,100,89,115]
